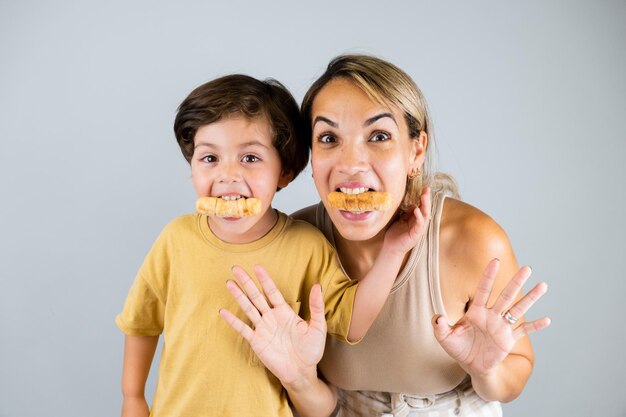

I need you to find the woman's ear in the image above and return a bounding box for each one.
[409,131,428,171]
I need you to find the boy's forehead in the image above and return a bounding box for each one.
[193,117,274,149]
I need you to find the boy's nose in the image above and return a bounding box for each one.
[218,161,243,183]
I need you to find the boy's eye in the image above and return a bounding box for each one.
[241,154,260,163]
[201,155,217,163]
[369,131,390,142]
[318,134,337,144]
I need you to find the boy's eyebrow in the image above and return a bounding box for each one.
[194,142,216,149]
[193,141,270,150]
[239,140,271,149]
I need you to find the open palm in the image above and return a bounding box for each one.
[219,265,327,385]
[433,259,550,377]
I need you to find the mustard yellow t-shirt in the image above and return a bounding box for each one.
[116,211,357,417]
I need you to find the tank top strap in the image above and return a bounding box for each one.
[428,191,447,316]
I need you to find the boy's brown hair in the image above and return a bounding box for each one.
[174,74,308,183]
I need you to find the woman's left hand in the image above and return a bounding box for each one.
[432,259,551,378]
[384,187,431,256]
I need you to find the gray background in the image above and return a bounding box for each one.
[1,1,624,416]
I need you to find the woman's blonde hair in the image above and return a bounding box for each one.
[301,54,459,209]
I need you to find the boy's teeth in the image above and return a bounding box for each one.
[339,187,368,195]
[220,195,242,201]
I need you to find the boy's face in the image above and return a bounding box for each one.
[191,115,292,244]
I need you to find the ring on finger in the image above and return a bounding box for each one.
[503,310,518,325]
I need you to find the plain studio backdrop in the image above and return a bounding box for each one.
[1,1,624,416]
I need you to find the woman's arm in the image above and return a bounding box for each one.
[347,188,430,340]
[436,199,550,402]
[120,335,158,417]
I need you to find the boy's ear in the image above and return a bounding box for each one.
[277,169,294,189]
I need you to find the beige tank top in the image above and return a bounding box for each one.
[316,192,467,396]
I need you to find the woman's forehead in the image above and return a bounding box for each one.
[312,79,405,130]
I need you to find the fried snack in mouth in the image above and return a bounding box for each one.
[196,197,262,217]
[328,191,393,212]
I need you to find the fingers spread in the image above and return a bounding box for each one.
[308,284,327,332]
[472,259,500,308]
[431,314,452,342]
[507,281,548,320]
[492,265,532,314]
[226,279,262,325]
[513,316,551,341]
[254,265,286,309]
[232,265,270,314]
[219,308,254,342]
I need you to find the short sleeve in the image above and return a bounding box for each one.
[116,274,165,336]
[322,266,358,343]
[116,223,173,336]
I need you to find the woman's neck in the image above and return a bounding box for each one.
[332,225,388,280]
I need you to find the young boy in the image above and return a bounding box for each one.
[116,74,429,417]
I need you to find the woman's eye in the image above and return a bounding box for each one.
[369,131,390,142]
[242,154,260,163]
[201,155,217,163]
[318,134,336,144]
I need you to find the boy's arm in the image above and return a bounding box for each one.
[347,188,431,341]
[284,372,338,417]
[121,335,158,417]
[220,267,338,417]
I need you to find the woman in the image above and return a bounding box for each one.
[221,54,551,416]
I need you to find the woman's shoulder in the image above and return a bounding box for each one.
[291,203,318,226]
[439,197,515,274]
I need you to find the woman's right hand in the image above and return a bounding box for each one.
[219,265,327,388]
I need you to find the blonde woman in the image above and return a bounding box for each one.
[221,55,551,417]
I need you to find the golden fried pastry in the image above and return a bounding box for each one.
[328,191,393,212]
[196,196,262,217]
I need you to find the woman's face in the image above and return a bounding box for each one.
[310,78,426,242]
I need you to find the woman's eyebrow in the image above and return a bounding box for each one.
[312,116,338,128]
[364,112,397,127]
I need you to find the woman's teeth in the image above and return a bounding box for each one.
[339,187,369,195]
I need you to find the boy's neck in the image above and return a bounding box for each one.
[208,208,279,244]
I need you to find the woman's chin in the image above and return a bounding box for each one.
[330,210,391,242]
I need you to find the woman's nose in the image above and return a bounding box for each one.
[337,143,369,175]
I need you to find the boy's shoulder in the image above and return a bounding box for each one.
[157,213,200,239]
[165,212,198,228]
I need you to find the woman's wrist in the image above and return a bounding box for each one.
[468,356,527,403]
[468,368,501,401]
[378,243,408,263]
